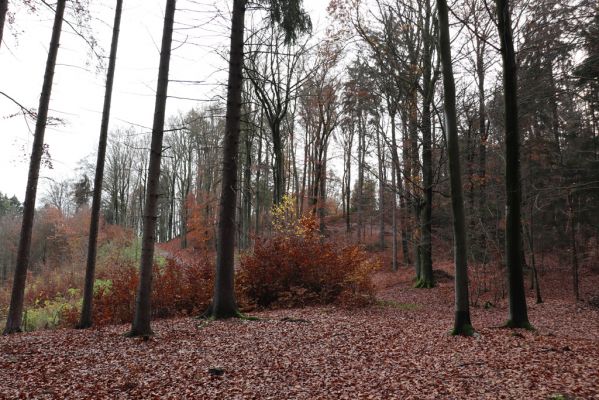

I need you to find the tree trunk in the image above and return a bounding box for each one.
[128,0,176,337]
[78,0,124,329]
[497,0,530,329]
[0,0,7,48]
[437,0,473,336]
[477,47,488,262]
[567,192,580,302]
[3,0,66,335]
[391,162,398,272]
[390,113,410,265]
[209,0,246,319]
[419,12,434,287]
[272,124,285,205]
[376,125,385,249]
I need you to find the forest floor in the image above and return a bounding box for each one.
[1,264,598,399]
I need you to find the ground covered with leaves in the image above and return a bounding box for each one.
[1,266,598,399]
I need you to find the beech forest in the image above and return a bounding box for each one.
[0,0,598,398]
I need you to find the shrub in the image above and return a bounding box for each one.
[60,256,214,327]
[238,202,379,309]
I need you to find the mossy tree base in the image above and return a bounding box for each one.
[414,278,435,289]
[452,310,475,336]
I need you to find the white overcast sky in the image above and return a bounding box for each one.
[0,0,328,201]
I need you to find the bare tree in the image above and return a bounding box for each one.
[437,0,473,335]
[3,0,66,335]
[496,0,531,329]
[128,0,176,337]
[78,0,124,329]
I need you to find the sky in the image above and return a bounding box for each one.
[0,0,329,202]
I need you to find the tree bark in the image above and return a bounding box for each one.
[79,0,124,329]
[209,0,247,319]
[418,3,435,287]
[0,0,7,48]
[496,0,530,328]
[3,0,66,335]
[128,0,176,337]
[437,0,473,335]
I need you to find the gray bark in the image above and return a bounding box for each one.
[3,0,66,335]
[79,0,124,329]
[129,0,176,337]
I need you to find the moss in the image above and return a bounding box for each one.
[414,278,435,289]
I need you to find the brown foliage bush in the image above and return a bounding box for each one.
[62,256,214,327]
[237,214,379,309]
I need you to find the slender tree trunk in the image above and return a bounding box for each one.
[209,0,246,319]
[567,192,580,302]
[391,162,398,272]
[345,135,352,234]
[477,49,487,261]
[78,0,123,329]
[437,0,473,336]
[272,124,285,205]
[3,0,66,335]
[497,0,530,329]
[0,0,7,48]
[255,126,263,234]
[419,30,434,287]
[376,125,385,249]
[390,114,410,265]
[357,116,365,243]
[525,200,542,304]
[128,0,176,337]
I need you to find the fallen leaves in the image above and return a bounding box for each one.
[0,268,597,399]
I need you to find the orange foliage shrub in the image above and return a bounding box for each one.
[238,211,379,309]
[62,257,214,327]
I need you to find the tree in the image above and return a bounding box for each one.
[437,0,473,335]
[206,0,311,319]
[78,0,124,330]
[496,0,531,329]
[3,0,66,335]
[128,0,176,337]
[0,0,7,48]
[245,26,309,205]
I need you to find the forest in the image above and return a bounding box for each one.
[0,0,598,398]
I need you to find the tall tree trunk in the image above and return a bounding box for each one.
[0,0,7,48]
[272,124,285,205]
[477,47,487,261]
[78,0,124,329]
[357,114,365,243]
[128,0,176,337]
[567,192,580,302]
[497,0,530,329]
[437,0,473,336]
[390,113,410,265]
[3,0,66,335]
[525,199,542,304]
[391,162,398,272]
[419,9,434,287]
[209,0,246,319]
[255,129,262,234]
[376,124,385,249]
